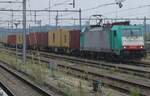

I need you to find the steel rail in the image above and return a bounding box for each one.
[1,48,150,96]
[2,47,150,79]
[0,62,55,96]
[32,54,150,96]
[0,82,15,96]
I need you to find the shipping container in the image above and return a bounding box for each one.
[61,29,80,49]
[29,32,48,48]
[29,32,37,47]
[48,29,62,47]
[7,34,16,47]
[1,32,7,44]
[39,32,48,47]
[61,29,70,48]
[17,33,23,45]
[48,29,80,49]
[48,30,53,47]
[17,33,29,48]
[69,30,80,49]
[2,36,7,45]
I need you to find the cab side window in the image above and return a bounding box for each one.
[114,31,117,37]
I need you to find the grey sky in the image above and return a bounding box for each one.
[0,0,150,26]
[28,0,150,17]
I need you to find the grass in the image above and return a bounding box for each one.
[130,87,140,96]
[0,49,127,96]
[0,50,89,96]
[0,50,48,85]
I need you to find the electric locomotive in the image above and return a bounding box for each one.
[80,15,145,60]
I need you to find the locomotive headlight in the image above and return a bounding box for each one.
[123,46,126,49]
[140,46,143,49]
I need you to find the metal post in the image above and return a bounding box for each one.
[6,21,10,48]
[79,8,82,32]
[49,0,51,25]
[56,11,58,29]
[34,11,37,24]
[11,10,14,33]
[15,24,18,64]
[14,22,20,61]
[73,0,75,8]
[116,4,118,19]
[39,20,42,32]
[23,0,26,64]
[144,16,146,33]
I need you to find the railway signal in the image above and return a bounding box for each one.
[69,0,75,8]
[115,0,126,8]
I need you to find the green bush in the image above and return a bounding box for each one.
[130,88,140,96]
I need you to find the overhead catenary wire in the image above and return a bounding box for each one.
[52,0,71,7]
[44,0,71,9]
[103,4,150,15]
[61,4,150,18]
[61,2,120,17]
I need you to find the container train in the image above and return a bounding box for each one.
[0,18,146,60]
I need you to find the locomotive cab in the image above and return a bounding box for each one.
[111,25,146,59]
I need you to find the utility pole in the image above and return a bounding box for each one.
[73,0,75,8]
[23,0,26,64]
[11,10,14,33]
[7,21,10,47]
[79,8,82,32]
[56,11,58,29]
[37,20,42,32]
[144,16,147,33]
[14,21,20,65]
[49,0,51,25]
[34,11,37,24]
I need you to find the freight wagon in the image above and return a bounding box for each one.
[0,32,7,46]
[29,32,48,49]
[48,29,80,54]
[4,32,29,48]
[80,18,145,59]
[7,34,16,47]
[0,15,145,60]
[17,33,29,49]
[17,32,23,48]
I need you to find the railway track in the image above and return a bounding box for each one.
[35,51,150,79]
[28,53,150,96]
[0,81,15,96]
[1,48,150,96]
[0,62,61,96]
[2,47,150,80]
[5,47,150,79]
[5,46,150,67]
